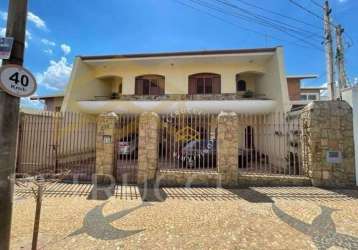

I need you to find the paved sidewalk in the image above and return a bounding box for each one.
[11,184,358,249]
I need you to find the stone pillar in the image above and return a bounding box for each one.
[96,112,118,182]
[137,112,160,186]
[301,101,356,187]
[217,112,239,187]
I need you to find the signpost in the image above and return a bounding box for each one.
[0,37,14,60]
[0,64,37,97]
[0,1,28,248]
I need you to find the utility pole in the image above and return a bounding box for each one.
[323,0,335,100]
[0,1,28,249]
[336,24,348,99]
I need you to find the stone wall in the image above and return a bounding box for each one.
[137,112,160,186]
[92,101,355,188]
[238,175,311,187]
[217,112,239,187]
[157,170,222,187]
[95,112,118,181]
[301,101,356,187]
[156,171,311,187]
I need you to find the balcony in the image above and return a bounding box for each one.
[76,93,277,115]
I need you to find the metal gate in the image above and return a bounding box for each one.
[237,112,305,176]
[16,111,97,181]
[159,112,218,171]
[114,115,139,184]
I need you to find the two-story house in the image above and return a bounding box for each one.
[287,75,326,110]
[30,92,64,112]
[61,47,289,114]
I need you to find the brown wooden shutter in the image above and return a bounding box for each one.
[135,79,143,95]
[212,76,221,94]
[188,77,197,95]
[159,78,165,95]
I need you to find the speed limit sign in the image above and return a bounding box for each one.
[0,64,37,97]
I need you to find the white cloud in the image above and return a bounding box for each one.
[353,77,358,86]
[26,30,32,40]
[0,11,46,30]
[0,27,5,36]
[20,94,44,110]
[36,57,72,90]
[41,38,55,46]
[60,44,71,55]
[0,10,7,21]
[25,30,32,48]
[27,12,47,30]
[44,48,53,55]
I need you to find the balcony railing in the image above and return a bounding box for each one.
[85,93,269,102]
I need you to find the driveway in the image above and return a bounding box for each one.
[11,184,358,249]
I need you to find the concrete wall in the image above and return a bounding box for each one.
[256,48,289,111]
[93,60,266,95]
[45,97,64,112]
[61,58,112,112]
[342,87,358,186]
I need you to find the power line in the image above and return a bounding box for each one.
[172,0,324,52]
[173,0,285,42]
[330,9,355,49]
[195,0,324,51]
[233,0,323,31]
[213,0,324,41]
[190,0,324,51]
[289,0,354,48]
[310,0,324,9]
[215,0,323,40]
[289,0,325,21]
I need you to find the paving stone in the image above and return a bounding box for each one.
[11,185,358,250]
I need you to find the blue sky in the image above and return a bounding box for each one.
[0,0,357,108]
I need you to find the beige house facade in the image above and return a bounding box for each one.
[16,47,356,188]
[61,47,290,114]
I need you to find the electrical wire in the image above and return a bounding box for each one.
[289,0,324,21]
[189,0,324,51]
[214,0,323,40]
[213,0,324,41]
[310,0,323,9]
[233,0,323,31]
[172,0,325,53]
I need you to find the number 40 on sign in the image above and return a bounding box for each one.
[0,64,37,97]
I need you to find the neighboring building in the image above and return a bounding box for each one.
[62,47,290,114]
[30,93,64,112]
[286,75,326,110]
[342,86,358,186]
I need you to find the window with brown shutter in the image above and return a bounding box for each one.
[135,75,165,95]
[188,73,221,95]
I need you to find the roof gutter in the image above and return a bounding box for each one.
[79,47,278,61]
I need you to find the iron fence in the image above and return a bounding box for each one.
[237,112,305,176]
[114,114,139,184]
[158,112,218,171]
[16,111,96,181]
